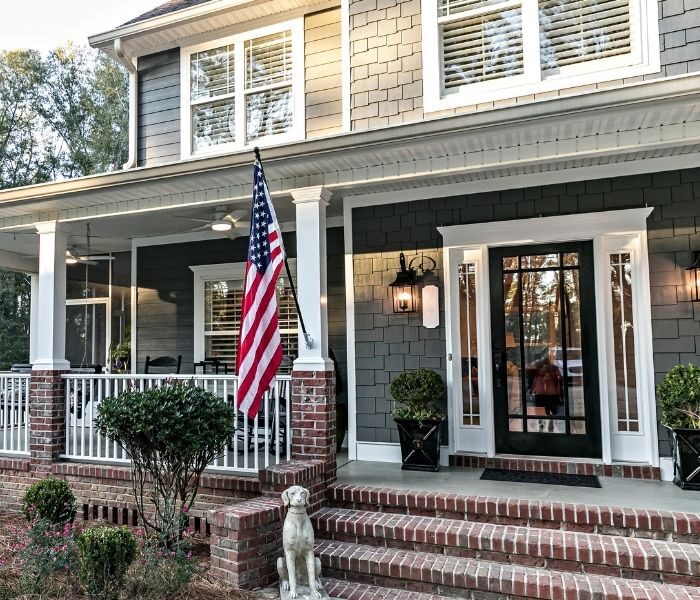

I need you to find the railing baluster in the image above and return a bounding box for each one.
[286,378,291,461]
[2,376,8,452]
[275,380,281,464]
[264,388,270,469]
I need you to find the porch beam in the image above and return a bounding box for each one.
[291,186,333,371]
[33,222,70,371]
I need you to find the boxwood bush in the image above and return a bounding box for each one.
[78,526,136,599]
[658,364,700,429]
[95,381,235,546]
[390,368,446,421]
[22,478,77,524]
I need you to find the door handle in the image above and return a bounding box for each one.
[493,350,505,388]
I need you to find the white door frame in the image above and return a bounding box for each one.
[439,207,657,466]
[65,297,111,369]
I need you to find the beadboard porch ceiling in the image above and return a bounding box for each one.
[2,74,700,261]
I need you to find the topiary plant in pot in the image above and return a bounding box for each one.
[390,368,446,472]
[658,364,700,490]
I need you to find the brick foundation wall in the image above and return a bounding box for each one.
[29,371,67,473]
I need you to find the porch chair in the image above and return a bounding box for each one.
[144,355,182,374]
[234,379,289,455]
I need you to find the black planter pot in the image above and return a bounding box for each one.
[666,425,700,490]
[394,417,444,472]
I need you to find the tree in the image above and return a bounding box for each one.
[0,45,128,368]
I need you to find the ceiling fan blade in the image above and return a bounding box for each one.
[78,255,115,261]
[172,215,212,223]
[220,228,243,240]
[233,221,251,231]
[225,210,249,222]
[75,258,99,266]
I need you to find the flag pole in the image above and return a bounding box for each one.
[253,147,313,350]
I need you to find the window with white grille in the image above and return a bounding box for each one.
[182,20,303,157]
[425,0,658,110]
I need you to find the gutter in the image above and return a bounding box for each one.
[2,71,700,204]
[114,39,138,170]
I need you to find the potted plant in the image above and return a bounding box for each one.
[390,368,446,472]
[110,338,131,373]
[658,364,700,490]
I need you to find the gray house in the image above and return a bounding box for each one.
[1,0,700,480]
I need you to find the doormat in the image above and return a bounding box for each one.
[480,468,601,488]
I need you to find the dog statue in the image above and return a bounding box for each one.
[277,485,325,600]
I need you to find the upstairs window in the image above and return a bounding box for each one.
[423,0,659,111]
[182,20,304,157]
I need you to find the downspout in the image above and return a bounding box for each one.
[114,39,138,170]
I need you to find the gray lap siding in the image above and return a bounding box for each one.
[352,169,700,455]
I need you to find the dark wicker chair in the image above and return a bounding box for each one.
[144,355,182,374]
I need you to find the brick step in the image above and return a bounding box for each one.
[316,540,700,600]
[328,484,700,543]
[312,507,700,585]
[325,578,451,600]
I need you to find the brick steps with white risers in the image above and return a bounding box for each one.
[316,540,700,600]
[327,484,700,543]
[312,507,700,585]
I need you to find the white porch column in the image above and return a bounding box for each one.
[29,274,39,365]
[290,186,333,371]
[33,222,70,371]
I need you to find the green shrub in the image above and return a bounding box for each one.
[78,526,136,599]
[22,478,77,524]
[658,364,700,429]
[95,381,236,546]
[390,369,446,420]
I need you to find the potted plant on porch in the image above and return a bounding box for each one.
[658,364,700,490]
[391,368,446,472]
[109,338,131,373]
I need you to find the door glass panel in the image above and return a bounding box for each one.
[610,252,639,432]
[458,263,480,426]
[501,251,587,435]
[503,271,522,421]
[66,303,107,368]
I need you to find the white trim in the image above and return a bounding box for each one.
[437,208,657,465]
[340,0,351,132]
[343,198,357,460]
[180,18,305,160]
[356,441,450,466]
[660,456,674,482]
[421,0,660,113]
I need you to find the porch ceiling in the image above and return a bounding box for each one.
[2,74,700,257]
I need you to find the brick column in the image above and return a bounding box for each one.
[291,370,336,485]
[30,370,67,474]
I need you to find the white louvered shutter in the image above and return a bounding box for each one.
[245,30,294,142]
[440,2,524,91]
[539,0,632,74]
[190,46,236,151]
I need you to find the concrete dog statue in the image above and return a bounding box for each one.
[277,485,323,599]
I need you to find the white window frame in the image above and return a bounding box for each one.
[180,18,306,159]
[190,260,297,368]
[422,0,660,113]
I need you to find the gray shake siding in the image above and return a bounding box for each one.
[138,49,181,167]
[136,228,347,404]
[352,168,700,456]
[659,0,700,76]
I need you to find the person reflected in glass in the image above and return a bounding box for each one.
[526,347,563,432]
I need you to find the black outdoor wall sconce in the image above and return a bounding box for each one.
[388,253,438,315]
[685,251,700,303]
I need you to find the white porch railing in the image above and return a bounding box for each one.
[0,374,30,455]
[60,374,292,473]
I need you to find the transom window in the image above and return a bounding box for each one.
[423,0,658,111]
[182,20,304,157]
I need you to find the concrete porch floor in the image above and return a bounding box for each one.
[335,459,700,514]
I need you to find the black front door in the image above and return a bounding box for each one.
[490,242,601,458]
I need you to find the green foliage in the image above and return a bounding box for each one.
[0,271,30,370]
[77,526,136,599]
[95,382,236,545]
[390,369,446,421]
[658,364,700,429]
[22,478,77,525]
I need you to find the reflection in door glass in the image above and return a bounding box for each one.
[66,303,107,367]
[502,251,586,435]
[458,263,480,425]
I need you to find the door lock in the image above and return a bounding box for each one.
[447,353,453,361]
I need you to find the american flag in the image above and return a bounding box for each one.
[236,159,285,418]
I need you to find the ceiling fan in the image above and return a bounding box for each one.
[65,247,115,266]
[173,205,250,238]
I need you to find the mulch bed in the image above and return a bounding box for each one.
[0,512,265,600]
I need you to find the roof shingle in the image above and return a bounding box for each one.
[121,0,216,26]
